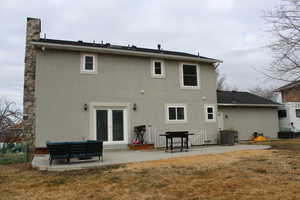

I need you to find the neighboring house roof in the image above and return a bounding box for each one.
[31,38,222,64]
[217,90,280,107]
[274,80,300,92]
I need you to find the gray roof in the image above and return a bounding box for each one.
[34,38,220,62]
[217,90,279,106]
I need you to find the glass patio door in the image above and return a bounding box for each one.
[96,109,125,143]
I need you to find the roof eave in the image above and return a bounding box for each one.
[217,103,280,107]
[274,81,300,92]
[31,41,222,64]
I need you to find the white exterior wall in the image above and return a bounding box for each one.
[278,102,300,132]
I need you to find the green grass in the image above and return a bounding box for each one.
[0,152,26,165]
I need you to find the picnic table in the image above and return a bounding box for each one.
[159,131,194,152]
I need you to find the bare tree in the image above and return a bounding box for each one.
[216,70,240,91]
[0,98,22,135]
[264,0,300,82]
[248,86,278,101]
[216,69,227,90]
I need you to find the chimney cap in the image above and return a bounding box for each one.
[27,17,41,21]
[157,44,161,50]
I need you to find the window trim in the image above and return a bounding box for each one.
[151,59,165,78]
[205,104,216,122]
[81,53,98,74]
[179,63,200,89]
[165,103,187,123]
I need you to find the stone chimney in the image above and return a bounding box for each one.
[23,17,41,159]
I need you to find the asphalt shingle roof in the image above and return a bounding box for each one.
[34,38,220,62]
[217,90,279,105]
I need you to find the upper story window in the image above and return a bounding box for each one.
[205,105,215,122]
[180,63,200,89]
[81,53,97,74]
[278,110,287,118]
[296,109,300,118]
[151,60,165,78]
[166,104,187,123]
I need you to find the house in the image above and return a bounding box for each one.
[275,81,300,132]
[23,18,223,150]
[217,90,280,140]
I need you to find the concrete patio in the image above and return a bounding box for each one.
[32,144,270,171]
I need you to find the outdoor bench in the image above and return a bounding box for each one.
[47,140,103,165]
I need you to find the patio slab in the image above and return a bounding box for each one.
[32,144,270,171]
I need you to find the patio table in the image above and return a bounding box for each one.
[159,132,194,152]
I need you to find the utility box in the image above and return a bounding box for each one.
[220,130,238,145]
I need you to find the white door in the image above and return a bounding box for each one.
[96,108,128,145]
[218,112,224,131]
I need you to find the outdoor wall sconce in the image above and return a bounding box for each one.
[133,103,137,111]
[225,114,228,119]
[84,103,88,111]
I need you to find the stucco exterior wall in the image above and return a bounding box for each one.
[35,49,219,147]
[218,106,279,140]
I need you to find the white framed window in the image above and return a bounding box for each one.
[179,63,200,89]
[81,53,97,74]
[205,105,215,122]
[151,60,165,78]
[165,104,187,123]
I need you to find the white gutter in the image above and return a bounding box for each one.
[218,103,280,107]
[31,41,222,64]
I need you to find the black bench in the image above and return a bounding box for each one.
[160,131,194,152]
[47,140,103,165]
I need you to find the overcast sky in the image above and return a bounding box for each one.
[0,0,282,108]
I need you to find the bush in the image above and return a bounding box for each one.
[0,142,27,165]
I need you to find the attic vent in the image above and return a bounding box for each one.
[78,40,83,43]
[231,90,237,93]
[131,45,137,49]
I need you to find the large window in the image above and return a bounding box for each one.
[205,105,215,122]
[180,63,199,88]
[296,109,300,118]
[81,54,97,74]
[166,104,187,122]
[278,110,287,118]
[151,60,165,78]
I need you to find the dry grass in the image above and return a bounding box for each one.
[1,139,300,200]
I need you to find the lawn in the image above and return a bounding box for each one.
[1,139,300,200]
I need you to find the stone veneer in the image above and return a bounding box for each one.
[23,17,41,159]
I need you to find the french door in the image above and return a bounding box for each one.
[96,109,127,144]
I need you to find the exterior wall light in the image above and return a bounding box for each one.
[84,103,88,111]
[133,103,137,111]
